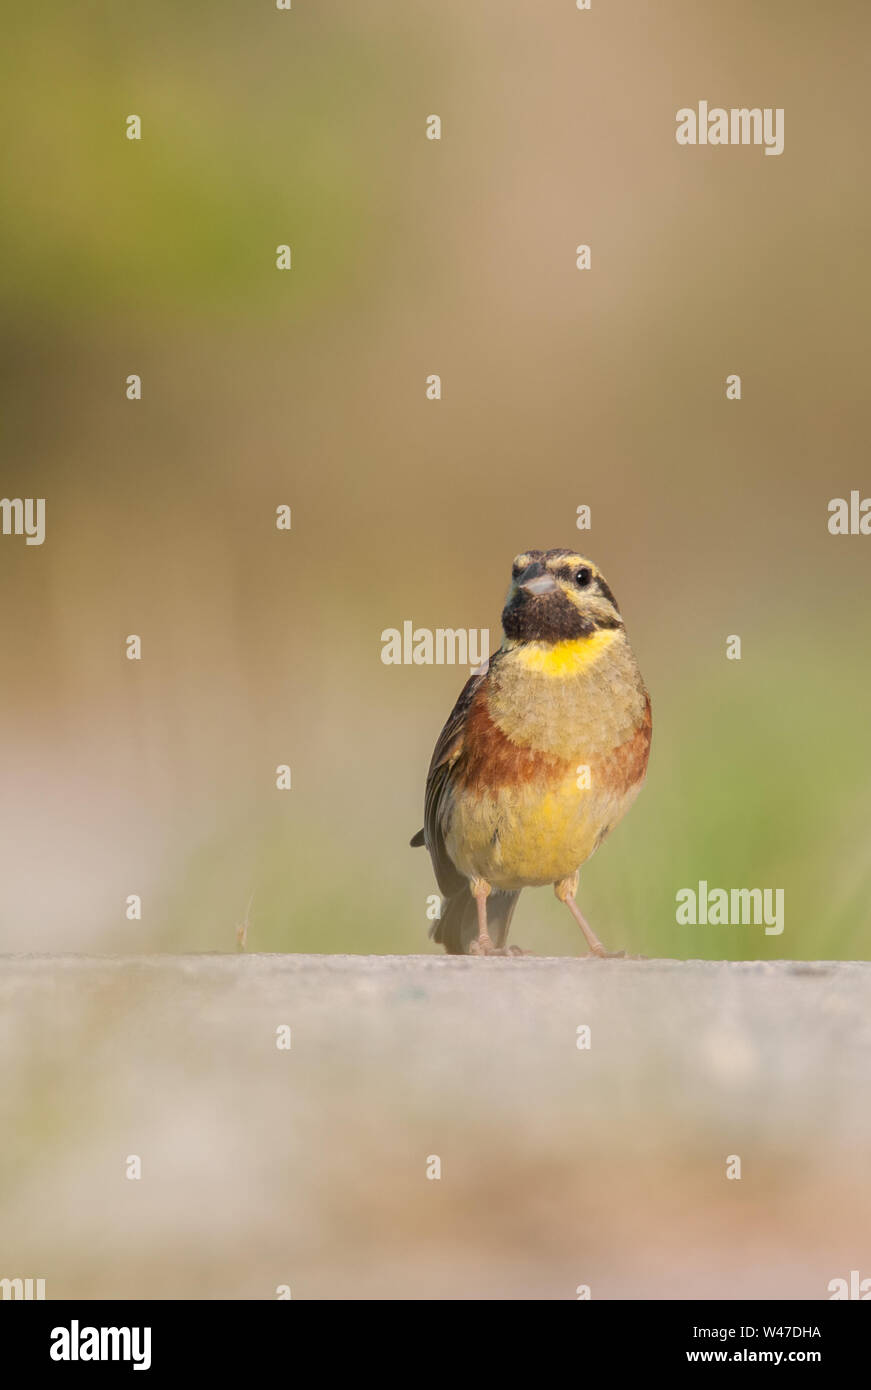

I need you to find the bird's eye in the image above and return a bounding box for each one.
[575,568,592,587]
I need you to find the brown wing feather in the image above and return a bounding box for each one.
[417,662,495,897]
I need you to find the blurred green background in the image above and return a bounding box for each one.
[1,0,869,961]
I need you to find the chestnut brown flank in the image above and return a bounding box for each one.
[459,690,651,796]
[459,692,570,791]
[588,694,652,796]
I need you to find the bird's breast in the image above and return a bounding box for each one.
[442,638,651,888]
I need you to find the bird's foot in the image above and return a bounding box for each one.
[469,939,532,957]
[469,937,496,956]
[581,949,648,961]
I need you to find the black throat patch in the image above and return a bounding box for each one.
[501,592,621,644]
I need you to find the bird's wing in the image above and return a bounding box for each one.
[418,662,494,897]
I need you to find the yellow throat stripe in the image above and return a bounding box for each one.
[512,629,620,676]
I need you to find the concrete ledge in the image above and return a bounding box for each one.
[1,955,869,1299]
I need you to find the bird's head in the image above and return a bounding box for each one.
[501,549,623,644]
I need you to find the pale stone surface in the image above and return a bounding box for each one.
[1,955,869,1300]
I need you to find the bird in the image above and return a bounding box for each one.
[410,549,651,956]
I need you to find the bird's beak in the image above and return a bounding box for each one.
[520,572,557,595]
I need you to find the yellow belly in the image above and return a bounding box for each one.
[444,772,639,891]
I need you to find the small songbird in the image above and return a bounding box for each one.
[411,550,651,956]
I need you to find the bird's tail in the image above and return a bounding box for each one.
[429,888,521,955]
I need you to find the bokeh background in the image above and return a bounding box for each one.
[1,0,870,1302]
[1,0,869,962]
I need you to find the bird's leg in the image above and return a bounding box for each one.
[469,877,496,955]
[554,875,609,957]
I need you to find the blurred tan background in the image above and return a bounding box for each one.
[1,0,869,960]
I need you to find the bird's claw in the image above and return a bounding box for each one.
[470,940,532,957]
[581,949,648,961]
